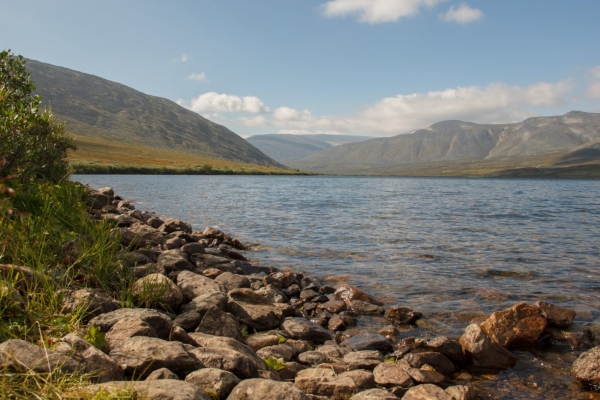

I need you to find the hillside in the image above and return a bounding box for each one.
[289,111,600,175]
[246,133,376,164]
[27,60,283,168]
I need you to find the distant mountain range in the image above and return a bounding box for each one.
[288,111,600,176]
[246,134,377,164]
[27,60,282,168]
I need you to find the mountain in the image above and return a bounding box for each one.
[27,60,282,168]
[246,133,377,164]
[289,111,600,175]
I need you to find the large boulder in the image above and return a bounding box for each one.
[572,346,600,385]
[186,347,260,379]
[281,317,333,343]
[61,288,120,320]
[188,333,265,369]
[88,308,173,338]
[227,288,283,330]
[459,324,516,369]
[176,270,223,301]
[104,316,158,349]
[372,361,413,387]
[157,250,195,272]
[342,333,392,353]
[480,302,547,348]
[58,333,123,383]
[88,379,209,400]
[132,273,183,311]
[335,284,383,306]
[536,301,576,328]
[195,305,243,341]
[185,368,240,399]
[109,336,198,378]
[226,378,310,400]
[181,291,228,314]
[294,367,359,397]
[0,339,82,373]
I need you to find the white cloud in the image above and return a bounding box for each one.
[320,0,444,24]
[239,115,269,127]
[180,53,189,62]
[186,92,270,114]
[586,66,600,99]
[187,72,207,82]
[441,3,483,24]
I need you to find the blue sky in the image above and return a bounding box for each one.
[3,0,600,137]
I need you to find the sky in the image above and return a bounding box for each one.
[2,0,600,138]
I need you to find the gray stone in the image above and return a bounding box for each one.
[120,251,152,267]
[373,361,413,387]
[349,389,399,400]
[256,284,289,304]
[226,378,310,400]
[61,288,120,321]
[402,384,453,400]
[335,284,383,306]
[297,351,331,366]
[215,272,251,291]
[445,385,478,400]
[109,336,197,378]
[350,300,384,315]
[227,288,283,330]
[181,291,228,314]
[244,334,281,352]
[105,316,157,349]
[342,333,392,353]
[88,379,209,400]
[176,270,223,301]
[318,300,347,314]
[0,339,82,374]
[536,301,576,328]
[188,332,265,368]
[89,308,173,339]
[173,310,203,331]
[384,307,421,324]
[157,250,195,272]
[343,350,383,370]
[196,305,243,341]
[59,333,124,383]
[132,273,183,311]
[339,369,376,390]
[280,317,333,343]
[424,336,467,364]
[294,367,358,397]
[146,367,179,380]
[572,345,600,385]
[181,242,206,255]
[185,368,240,399]
[402,352,455,374]
[256,343,298,362]
[162,218,193,234]
[187,347,259,379]
[459,324,516,369]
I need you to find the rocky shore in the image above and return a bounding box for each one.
[2,186,599,399]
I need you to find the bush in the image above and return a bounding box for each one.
[0,49,76,183]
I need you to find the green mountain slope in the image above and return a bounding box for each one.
[289,111,600,175]
[246,133,377,164]
[27,60,283,168]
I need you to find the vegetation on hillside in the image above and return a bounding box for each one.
[0,50,129,399]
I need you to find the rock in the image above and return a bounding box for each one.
[89,308,173,339]
[339,369,376,390]
[215,272,251,291]
[402,384,453,400]
[256,343,298,362]
[343,350,383,370]
[334,284,383,306]
[328,315,346,331]
[572,345,600,385]
[109,336,198,378]
[226,378,310,400]
[245,334,281,352]
[147,217,165,229]
[146,367,179,380]
[0,339,82,373]
[264,271,301,289]
[105,316,157,349]
[317,344,348,358]
[480,302,547,347]
[188,332,265,368]
[161,218,193,234]
[300,289,320,301]
[163,236,185,250]
[193,254,232,269]
[227,288,284,330]
[294,367,358,397]
[157,250,195,272]
[203,268,225,279]
[185,368,240,399]
[405,366,445,384]
[136,248,160,263]
[181,242,206,255]
[88,192,113,210]
[350,300,384,315]
[133,273,183,311]
[349,389,399,400]
[119,223,166,247]
[181,291,228,314]
[384,307,421,325]
[342,333,392,353]
[173,311,203,331]
[372,361,413,387]
[61,288,120,320]
[281,317,333,343]
[297,351,331,366]
[177,270,223,301]
[459,324,516,369]
[196,305,243,341]
[318,300,347,314]
[256,284,289,304]
[187,347,259,379]
[120,251,153,267]
[88,379,209,400]
[424,336,467,364]
[132,263,166,278]
[171,326,197,346]
[203,227,225,239]
[536,301,576,328]
[545,327,593,348]
[236,261,272,276]
[58,333,123,382]
[402,352,455,374]
[279,361,307,380]
[445,385,478,400]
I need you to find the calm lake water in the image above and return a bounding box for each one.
[73,175,600,397]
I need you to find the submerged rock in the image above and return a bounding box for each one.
[480,302,547,348]
[459,324,516,369]
[572,346,600,385]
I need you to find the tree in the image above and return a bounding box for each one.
[0,49,76,183]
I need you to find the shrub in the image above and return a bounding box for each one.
[0,49,76,183]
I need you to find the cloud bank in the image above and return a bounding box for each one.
[320,0,444,23]
[182,92,269,114]
[441,3,483,24]
[187,72,207,82]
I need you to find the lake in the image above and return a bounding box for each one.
[73,175,600,397]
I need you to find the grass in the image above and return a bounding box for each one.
[68,133,308,175]
[0,179,136,398]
